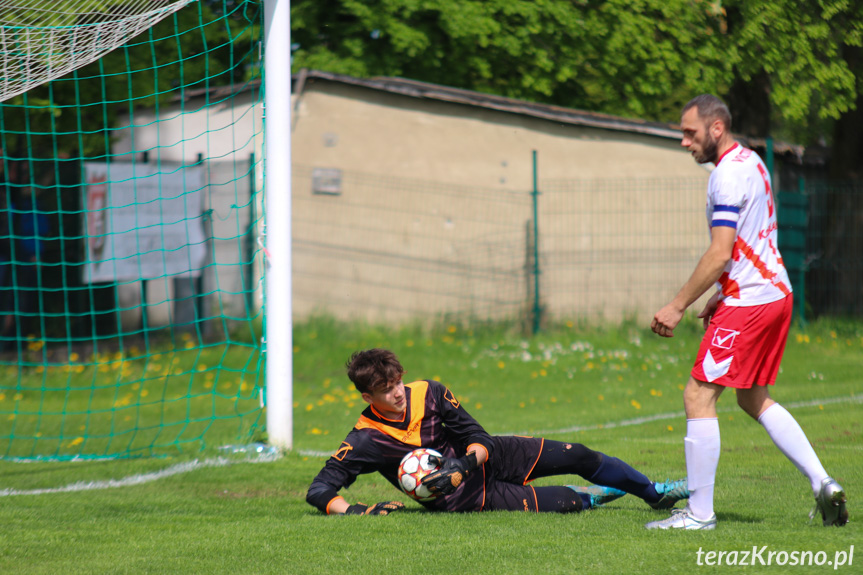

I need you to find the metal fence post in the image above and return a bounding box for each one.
[531,150,541,334]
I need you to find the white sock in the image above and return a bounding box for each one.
[685,418,720,520]
[758,403,829,494]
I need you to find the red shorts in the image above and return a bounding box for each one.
[691,295,793,389]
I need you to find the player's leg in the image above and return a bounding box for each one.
[527,439,677,507]
[645,376,722,530]
[683,376,723,519]
[483,481,588,513]
[739,384,848,526]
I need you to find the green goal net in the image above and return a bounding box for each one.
[0,0,267,460]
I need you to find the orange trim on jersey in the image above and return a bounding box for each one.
[530,485,539,513]
[354,380,428,447]
[467,442,489,463]
[478,462,487,511]
[734,236,791,296]
[523,437,545,485]
[326,495,346,515]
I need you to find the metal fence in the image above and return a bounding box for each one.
[292,164,863,329]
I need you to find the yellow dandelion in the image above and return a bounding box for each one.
[141,390,149,397]
[406,339,414,347]
[69,352,80,362]
[819,404,824,410]
[447,325,457,334]
[305,404,314,411]
[0,393,4,401]
[13,393,23,401]
[667,425,674,432]
[566,320,574,328]
[540,369,547,377]
[498,361,505,369]
[630,399,641,410]
[7,414,14,421]
[519,402,526,408]
[597,394,604,401]
[550,397,557,403]
[68,437,84,447]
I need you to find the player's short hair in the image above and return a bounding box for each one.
[346,348,405,394]
[682,94,732,132]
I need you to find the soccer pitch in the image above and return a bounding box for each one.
[2,317,860,574]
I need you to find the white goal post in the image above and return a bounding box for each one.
[263,0,293,451]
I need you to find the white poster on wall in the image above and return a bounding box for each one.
[83,162,207,283]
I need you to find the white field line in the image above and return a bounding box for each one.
[4,393,860,495]
[298,392,863,458]
[0,452,281,497]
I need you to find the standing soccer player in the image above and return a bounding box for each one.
[646,94,848,530]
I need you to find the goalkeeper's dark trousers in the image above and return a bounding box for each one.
[529,439,661,511]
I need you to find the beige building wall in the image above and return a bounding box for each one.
[291,80,711,324]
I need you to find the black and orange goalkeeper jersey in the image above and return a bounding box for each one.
[306,380,495,514]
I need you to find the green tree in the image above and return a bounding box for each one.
[290,0,729,123]
[290,0,862,156]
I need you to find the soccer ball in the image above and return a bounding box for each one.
[397,448,442,502]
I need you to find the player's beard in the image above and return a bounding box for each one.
[693,130,719,164]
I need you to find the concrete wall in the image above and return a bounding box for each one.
[290,81,711,324]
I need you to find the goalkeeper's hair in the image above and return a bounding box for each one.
[346,348,405,394]
[683,94,732,131]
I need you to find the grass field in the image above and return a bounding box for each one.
[1,316,860,574]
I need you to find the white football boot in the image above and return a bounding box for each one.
[645,504,717,530]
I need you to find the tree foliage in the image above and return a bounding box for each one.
[291,0,863,152]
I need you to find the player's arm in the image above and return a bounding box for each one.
[652,225,735,337]
[420,381,494,494]
[306,435,404,516]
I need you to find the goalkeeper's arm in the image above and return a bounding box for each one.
[313,494,404,516]
[421,444,488,495]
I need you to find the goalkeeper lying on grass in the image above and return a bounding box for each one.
[307,348,688,516]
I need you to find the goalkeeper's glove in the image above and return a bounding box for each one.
[343,501,405,516]
[421,452,479,495]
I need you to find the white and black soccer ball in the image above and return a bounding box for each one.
[397,447,442,502]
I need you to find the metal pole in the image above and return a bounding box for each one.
[531,150,541,334]
[263,0,292,451]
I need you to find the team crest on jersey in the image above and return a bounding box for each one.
[712,328,739,350]
[332,442,353,461]
[443,387,460,408]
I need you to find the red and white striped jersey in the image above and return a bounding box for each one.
[706,143,791,306]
